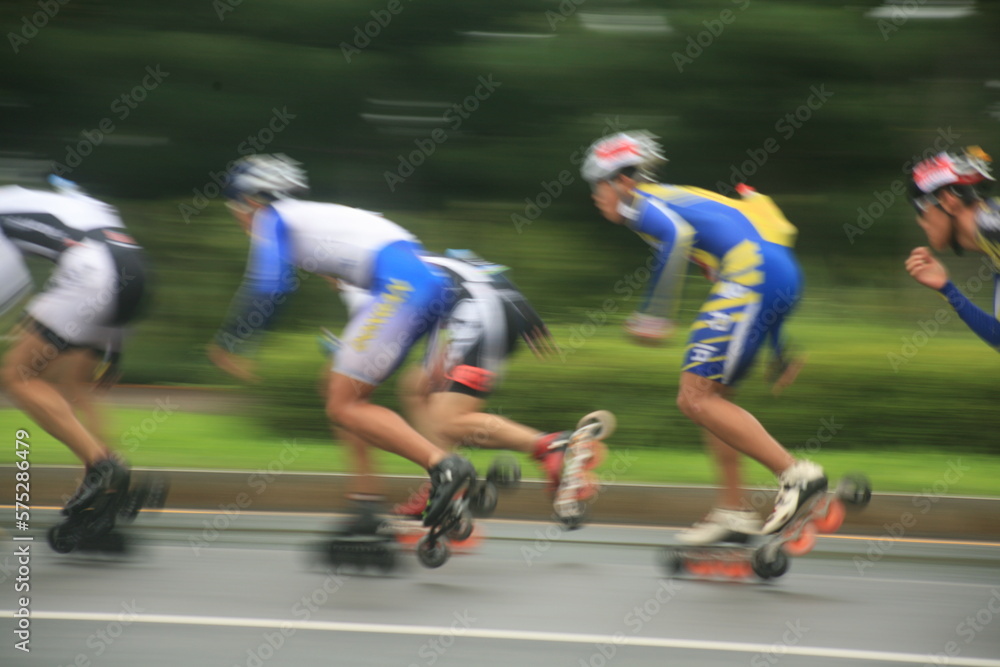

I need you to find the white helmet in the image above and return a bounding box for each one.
[581,131,667,184]
[224,154,309,201]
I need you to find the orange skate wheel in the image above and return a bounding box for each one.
[814,499,846,533]
[578,472,601,500]
[784,522,817,557]
[688,561,710,577]
[722,561,745,578]
[584,441,608,470]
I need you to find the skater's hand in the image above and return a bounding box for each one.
[207,343,260,384]
[905,247,949,290]
[624,312,674,345]
[769,353,807,397]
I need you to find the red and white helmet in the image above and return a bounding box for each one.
[910,146,992,212]
[912,146,992,193]
[581,131,666,184]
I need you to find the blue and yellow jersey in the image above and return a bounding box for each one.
[974,197,1000,276]
[624,183,798,320]
[942,196,1000,351]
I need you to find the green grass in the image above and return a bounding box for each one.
[2,408,997,497]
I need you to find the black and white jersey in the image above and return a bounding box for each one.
[0,185,139,260]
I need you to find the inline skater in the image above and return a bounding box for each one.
[208,154,476,536]
[905,147,1000,348]
[0,176,150,539]
[346,250,607,518]
[580,132,826,544]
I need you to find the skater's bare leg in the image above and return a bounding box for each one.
[1,330,108,465]
[426,391,541,453]
[337,427,384,497]
[677,372,794,475]
[325,371,446,470]
[703,429,744,509]
[58,349,110,448]
[397,365,444,447]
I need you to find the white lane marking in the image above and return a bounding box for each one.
[2,611,999,666]
[799,574,1000,590]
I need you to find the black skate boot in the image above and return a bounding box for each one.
[423,455,476,528]
[50,458,131,554]
[325,496,397,573]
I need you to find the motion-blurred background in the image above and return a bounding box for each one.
[1,0,999,481]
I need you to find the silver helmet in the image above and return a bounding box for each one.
[581,131,667,184]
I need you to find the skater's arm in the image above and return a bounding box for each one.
[938,279,1000,349]
[214,208,297,356]
[624,201,694,340]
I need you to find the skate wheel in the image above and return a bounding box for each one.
[326,545,344,567]
[769,549,790,578]
[687,560,711,577]
[752,548,790,579]
[556,500,587,530]
[836,473,872,508]
[576,410,616,439]
[416,535,450,569]
[469,481,498,518]
[80,531,128,553]
[375,548,397,574]
[119,484,148,522]
[487,456,521,489]
[814,499,846,533]
[751,549,772,579]
[585,441,608,470]
[48,524,76,554]
[784,522,817,557]
[144,474,170,510]
[447,508,474,542]
[660,548,684,576]
[721,561,747,578]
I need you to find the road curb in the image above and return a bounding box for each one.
[5,466,998,541]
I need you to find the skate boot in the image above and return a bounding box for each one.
[532,431,571,493]
[62,458,131,516]
[676,508,762,546]
[326,496,397,573]
[50,458,131,554]
[762,460,828,534]
[539,426,608,529]
[423,455,476,528]
[392,482,431,520]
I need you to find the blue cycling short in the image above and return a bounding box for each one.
[334,240,449,385]
[683,243,801,386]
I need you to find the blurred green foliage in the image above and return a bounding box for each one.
[1,1,999,454]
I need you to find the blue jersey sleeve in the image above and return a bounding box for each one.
[626,198,694,319]
[938,280,1000,349]
[215,208,297,354]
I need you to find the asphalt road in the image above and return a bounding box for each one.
[2,510,999,667]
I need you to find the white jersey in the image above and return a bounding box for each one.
[265,200,416,288]
[0,185,125,261]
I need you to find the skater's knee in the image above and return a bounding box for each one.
[677,388,722,426]
[325,399,349,427]
[677,374,726,424]
[0,358,35,394]
[437,417,473,447]
[326,397,367,432]
[676,389,705,422]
